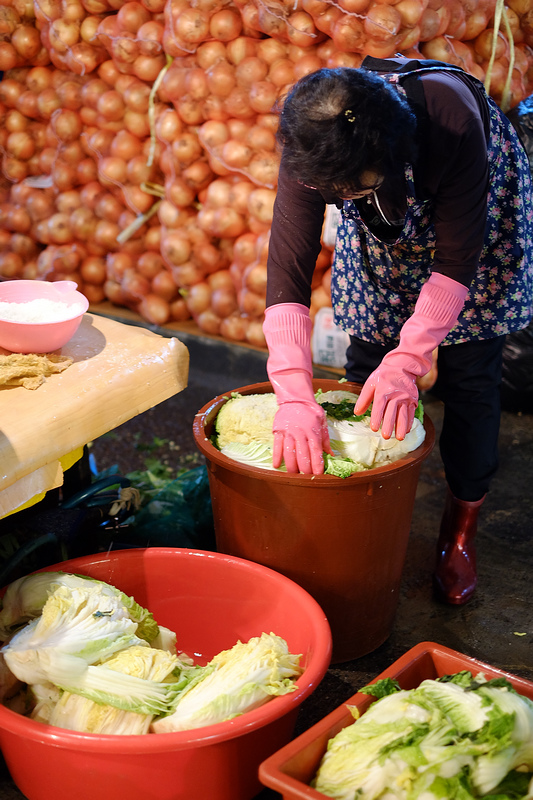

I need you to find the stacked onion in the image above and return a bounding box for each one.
[0,0,532,349]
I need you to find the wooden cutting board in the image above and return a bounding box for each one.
[0,313,189,517]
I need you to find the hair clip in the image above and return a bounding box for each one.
[344,109,356,123]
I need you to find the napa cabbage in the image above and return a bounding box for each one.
[152,632,302,733]
[0,571,159,644]
[312,672,533,800]
[214,389,425,476]
[1,582,184,716]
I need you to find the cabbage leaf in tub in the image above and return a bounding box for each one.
[214,390,425,476]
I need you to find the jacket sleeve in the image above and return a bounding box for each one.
[266,154,327,308]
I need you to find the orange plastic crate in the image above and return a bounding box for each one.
[259,641,533,800]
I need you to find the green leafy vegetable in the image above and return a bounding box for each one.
[312,671,533,800]
[360,677,402,698]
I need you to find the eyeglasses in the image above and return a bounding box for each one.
[299,177,384,199]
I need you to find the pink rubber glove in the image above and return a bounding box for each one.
[354,273,469,440]
[263,303,333,474]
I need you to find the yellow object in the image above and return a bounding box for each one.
[1,448,85,518]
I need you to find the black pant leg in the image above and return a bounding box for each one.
[432,336,505,502]
[344,336,395,382]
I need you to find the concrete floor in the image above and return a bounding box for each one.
[0,321,532,799]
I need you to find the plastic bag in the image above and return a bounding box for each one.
[501,320,533,414]
[125,465,216,550]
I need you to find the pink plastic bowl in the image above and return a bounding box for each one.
[0,280,89,353]
[0,548,332,800]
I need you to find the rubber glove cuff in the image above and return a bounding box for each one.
[263,303,332,473]
[355,273,469,439]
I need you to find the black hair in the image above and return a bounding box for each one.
[277,67,418,194]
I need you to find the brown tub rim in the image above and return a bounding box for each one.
[193,378,436,486]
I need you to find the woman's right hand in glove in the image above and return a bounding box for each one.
[271,395,332,474]
[263,303,333,475]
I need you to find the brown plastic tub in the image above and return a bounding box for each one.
[193,379,435,664]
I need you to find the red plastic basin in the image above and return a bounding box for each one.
[0,548,332,800]
[259,641,533,799]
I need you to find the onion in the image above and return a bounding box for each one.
[207,268,234,291]
[195,39,227,69]
[206,58,236,97]
[205,177,232,208]
[183,279,211,314]
[444,0,466,38]
[82,283,106,304]
[364,3,402,40]
[211,285,238,317]
[247,151,280,188]
[243,260,267,294]
[97,89,126,121]
[107,250,135,280]
[248,186,276,224]
[12,23,42,62]
[160,230,192,265]
[94,218,121,250]
[220,312,248,340]
[0,251,24,278]
[182,159,214,191]
[98,155,128,186]
[461,7,488,40]
[138,292,171,324]
[225,35,258,65]
[0,44,18,73]
[81,254,107,284]
[249,80,279,114]
[314,6,343,37]
[238,286,266,317]
[221,138,253,169]
[213,207,247,238]
[332,14,366,52]
[166,178,196,208]
[293,51,323,79]
[474,28,508,62]
[150,268,179,301]
[50,108,83,143]
[196,307,222,335]
[174,7,210,44]
[104,278,127,306]
[286,10,322,48]
[235,55,269,89]
[171,131,203,165]
[198,119,229,149]
[256,37,287,64]
[194,240,228,273]
[228,179,255,213]
[224,86,255,119]
[47,212,73,244]
[245,317,266,347]
[209,7,243,41]
[169,296,191,321]
[169,261,204,289]
[233,230,257,266]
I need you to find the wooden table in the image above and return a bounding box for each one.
[0,313,189,518]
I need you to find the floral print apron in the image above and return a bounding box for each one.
[330,63,533,345]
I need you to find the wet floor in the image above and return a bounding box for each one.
[1,319,532,799]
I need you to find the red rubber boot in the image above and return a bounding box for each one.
[433,490,486,605]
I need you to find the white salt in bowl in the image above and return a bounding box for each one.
[0,280,89,354]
